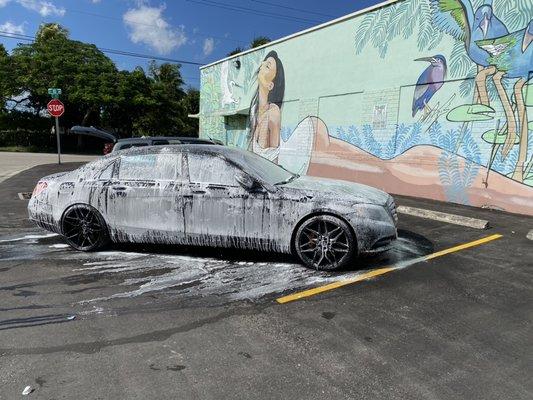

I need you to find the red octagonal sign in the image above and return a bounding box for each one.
[47,99,65,117]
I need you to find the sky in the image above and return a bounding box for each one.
[0,0,386,88]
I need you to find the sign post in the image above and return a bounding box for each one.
[47,88,64,165]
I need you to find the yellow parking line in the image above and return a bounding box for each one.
[276,234,503,304]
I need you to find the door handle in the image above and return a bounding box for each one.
[111,186,127,191]
[192,190,206,194]
[206,184,226,190]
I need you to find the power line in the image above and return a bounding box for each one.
[0,31,204,66]
[0,32,201,83]
[248,0,337,19]
[66,8,248,46]
[185,0,323,24]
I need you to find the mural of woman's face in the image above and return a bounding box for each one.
[258,56,277,92]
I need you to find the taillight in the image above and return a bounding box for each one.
[32,181,48,197]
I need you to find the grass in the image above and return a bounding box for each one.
[0,145,48,153]
[0,146,100,155]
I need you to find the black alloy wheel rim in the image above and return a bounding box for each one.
[63,207,104,249]
[297,219,350,269]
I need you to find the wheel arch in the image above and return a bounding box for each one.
[60,203,108,235]
[289,210,358,257]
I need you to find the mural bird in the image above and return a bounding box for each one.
[412,55,448,117]
[476,20,533,79]
[430,0,508,67]
[430,0,509,106]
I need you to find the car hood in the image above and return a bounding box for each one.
[282,175,389,205]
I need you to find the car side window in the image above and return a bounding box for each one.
[98,162,115,180]
[187,153,239,186]
[119,153,182,181]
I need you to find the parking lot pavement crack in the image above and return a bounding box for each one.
[0,306,267,356]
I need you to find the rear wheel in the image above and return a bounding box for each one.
[61,205,109,251]
[294,215,356,271]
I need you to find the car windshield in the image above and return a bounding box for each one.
[228,149,298,186]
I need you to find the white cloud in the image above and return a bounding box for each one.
[203,37,214,56]
[0,21,26,35]
[17,0,66,17]
[123,5,186,55]
[0,0,10,7]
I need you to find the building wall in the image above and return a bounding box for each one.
[199,0,533,215]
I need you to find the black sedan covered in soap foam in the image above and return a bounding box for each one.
[28,145,397,270]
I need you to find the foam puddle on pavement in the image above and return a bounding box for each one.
[0,230,430,306]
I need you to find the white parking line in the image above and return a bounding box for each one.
[397,205,489,229]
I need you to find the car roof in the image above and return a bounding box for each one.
[115,137,213,143]
[109,144,241,159]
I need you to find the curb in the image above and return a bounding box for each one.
[397,205,490,230]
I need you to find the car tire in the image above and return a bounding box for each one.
[294,215,356,271]
[61,205,110,251]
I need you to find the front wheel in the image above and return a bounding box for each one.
[61,205,109,251]
[294,215,356,271]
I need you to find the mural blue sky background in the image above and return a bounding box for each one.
[0,0,385,87]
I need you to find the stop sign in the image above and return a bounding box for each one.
[47,99,65,117]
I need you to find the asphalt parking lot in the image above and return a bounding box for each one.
[1,162,532,399]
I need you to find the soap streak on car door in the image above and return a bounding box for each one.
[106,152,186,243]
[183,152,269,248]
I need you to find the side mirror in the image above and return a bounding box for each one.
[235,171,258,191]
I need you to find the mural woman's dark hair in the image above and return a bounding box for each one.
[265,50,285,109]
[248,50,285,146]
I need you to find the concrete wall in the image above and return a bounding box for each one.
[199,0,533,215]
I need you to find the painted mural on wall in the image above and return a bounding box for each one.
[199,0,533,215]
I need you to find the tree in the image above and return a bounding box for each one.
[180,88,200,136]
[10,23,117,128]
[132,61,189,136]
[2,23,200,148]
[227,47,245,56]
[250,36,271,48]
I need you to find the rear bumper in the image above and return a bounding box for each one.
[28,198,61,234]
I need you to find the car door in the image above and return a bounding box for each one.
[106,152,186,242]
[183,152,269,247]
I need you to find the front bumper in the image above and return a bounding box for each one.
[346,202,398,255]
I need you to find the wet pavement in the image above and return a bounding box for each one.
[0,229,431,310]
[0,163,532,399]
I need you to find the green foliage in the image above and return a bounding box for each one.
[1,23,200,147]
[227,47,245,56]
[250,36,271,49]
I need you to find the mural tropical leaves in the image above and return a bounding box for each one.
[354,0,533,60]
[354,0,439,57]
[499,0,533,31]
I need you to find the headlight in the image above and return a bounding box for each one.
[350,204,391,222]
